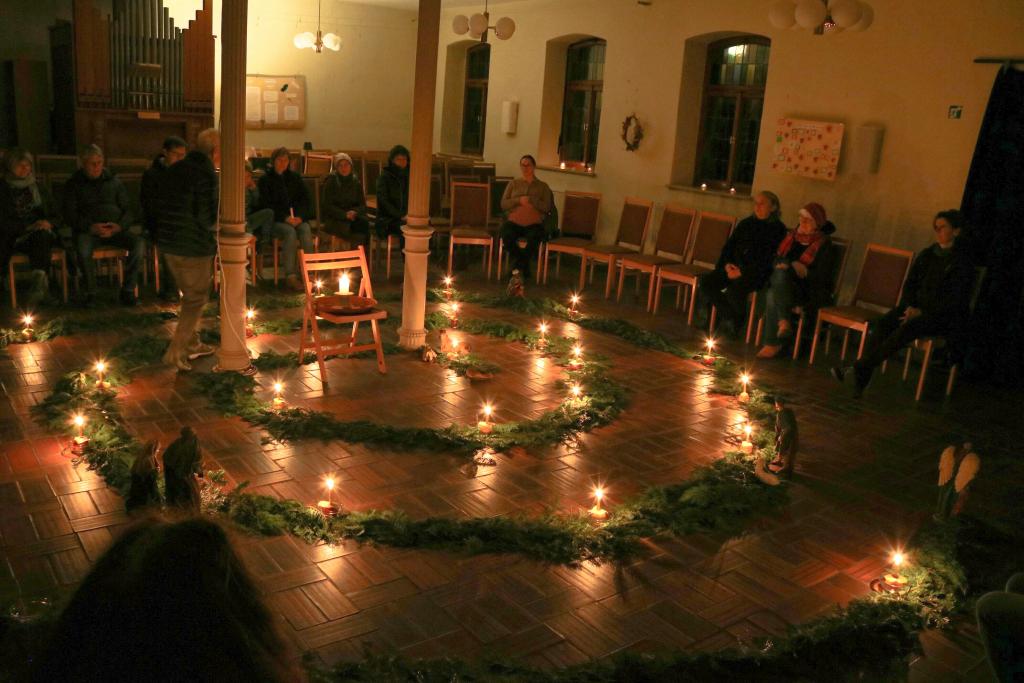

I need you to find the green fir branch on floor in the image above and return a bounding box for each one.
[436,352,501,377]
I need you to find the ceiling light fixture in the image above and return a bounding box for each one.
[452,0,516,43]
[294,0,341,53]
[769,0,874,35]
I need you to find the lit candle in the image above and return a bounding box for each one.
[477,403,494,434]
[94,360,109,390]
[314,279,324,296]
[569,293,580,316]
[700,183,708,191]
[245,307,256,338]
[569,383,582,399]
[741,422,754,454]
[729,187,737,195]
[884,550,909,590]
[559,161,566,170]
[703,337,716,364]
[568,344,583,369]
[589,486,608,520]
[449,302,460,328]
[538,322,549,348]
[317,476,339,517]
[738,373,750,403]
[21,314,34,341]
[442,275,454,299]
[338,272,351,296]
[272,381,286,410]
[71,414,89,455]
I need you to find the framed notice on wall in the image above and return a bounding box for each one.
[771,118,844,181]
[245,75,306,130]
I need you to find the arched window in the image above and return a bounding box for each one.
[460,43,490,155]
[559,39,605,169]
[695,37,770,190]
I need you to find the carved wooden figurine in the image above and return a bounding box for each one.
[768,396,798,477]
[162,427,203,512]
[125,441,161,513]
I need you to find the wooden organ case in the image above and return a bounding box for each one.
[50,0,215,157]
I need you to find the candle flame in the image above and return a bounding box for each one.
[892,551,905,568]
[572,345,582,357]
[246,308,255,320]
[273,381,284,394]
[325,477,335,491]
[744,423,753,438]
[315,279,323,290]
[539,322,548,334]
[443,276,453,287]
[94,360,106,373]
[483,403,493,418]
[570,294,580,305]
[740,373,750,385]
[72,414,85,428]
[594,487,604,503]
[705,338,716,353]
[570,384,582,397]
[451,302,460,312]
[22,314,33,326]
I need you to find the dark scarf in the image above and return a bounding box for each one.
[6,173,42,207]
[777,229,826,266]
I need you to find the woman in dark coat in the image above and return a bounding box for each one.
[374,144,409,240]
[320,152,369,249]
[698,190,787,336]
[0,149,60,305]
[257,147,314,290]
[757,202,838,358]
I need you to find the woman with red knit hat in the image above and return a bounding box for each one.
[757,202,838,358]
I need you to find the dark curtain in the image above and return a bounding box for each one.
[961,67,1024,387]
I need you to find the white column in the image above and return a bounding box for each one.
[215,0,252,373]
[398,0,441,349]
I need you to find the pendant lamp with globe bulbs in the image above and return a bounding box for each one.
[452,1,516,43]
[294,0,342,53]
[768,0,874,34]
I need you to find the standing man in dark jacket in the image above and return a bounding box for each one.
[141,136,187,300]
[832,210,976,397]
[155,128,220,371]
[698,191,787,337]
[65,144,145,306]
[375,145,409,242]
[258,147,313,290]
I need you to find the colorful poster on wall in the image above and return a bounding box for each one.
[771,118,844,181]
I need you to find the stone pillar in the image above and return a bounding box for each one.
[398,0,441,350]
[215,0,253,373]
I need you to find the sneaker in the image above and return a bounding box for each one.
[162,352,192,372]
[830,366,848,383]
[187,343,216,360]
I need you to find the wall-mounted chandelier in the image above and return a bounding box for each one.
[452,1,516,43]
[769,0,874,34]
[294,0,341,52]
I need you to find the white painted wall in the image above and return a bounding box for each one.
[432,0,1024,298]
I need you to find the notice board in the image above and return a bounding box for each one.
[771,118,844,181]
[245,74,307,130]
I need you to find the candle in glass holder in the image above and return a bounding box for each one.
[738,373,750,403]
[317,477,339,517]
[272,381,286,410]
[71,414,89,455]
[338,272,351,296]
[94,360,110,390]
[589,487,608,520]
[740,422,754,454]
[245,308,256,337]
[884,551,909,590]
[21,314,34,341]
[477,403,494,434]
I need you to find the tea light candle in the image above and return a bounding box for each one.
[477,403,494,434]
[245,308,256,337]
[94,360,109,390]
[884,551,909,590]
[703,337,716,364]
[71,414,89,455]
[569,383,583,399]
[741,422,754,454]
[569,344,583,369]
[338,272,351,296]
[449,302,460,328]
[317,477,339,517]
[442,275,454,299]
[729,187,737,195]
[21,314,34,341]
[538,322,549,348]
[272,381,286,409]
[738,373,750,403]
[569,293,580,315]
[559,161,566,170]
[589,487,608,520]
[314,279,324,296]
[700,183,708,191]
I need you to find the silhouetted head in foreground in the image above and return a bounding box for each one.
[30,515,296,683]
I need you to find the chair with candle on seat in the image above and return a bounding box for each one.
[616,203,697,310]
[447,181,493,278]
[651,212,737,321]
[808,243,915,365]
[298,246,387,385]
[542,191,601,285]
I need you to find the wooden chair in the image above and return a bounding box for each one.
[808,243,914,365]
[92,246,130,291]
[651,212,736,321]
[542,191,601,285]
[581,198,654,299]
[753,237,852,359]
[303,152,334,177]
[447,181,493,277]
[472,162,496,185]
[616,204,697,310]
[489,176,512,225]
[7,249,69,307]
[298,247,387,385]
[364,159,383,198]
[273,234,320,285]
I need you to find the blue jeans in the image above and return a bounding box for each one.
[76,231,146,295]
[246,208,275,248]
[271,221,314,277]
[763,266,799,345]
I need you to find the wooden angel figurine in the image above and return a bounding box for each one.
[163,427,204,512]
[768,395,798,477]
[125,441,161,513]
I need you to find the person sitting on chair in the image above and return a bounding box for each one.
[697,190,787,338]
[257,147,314,291]
[0,148,61,306]
[832,209,974,397]
[244,161,274,250]
[321,152,369,250]
[141,136,187,301]
[499,154,552,280]
[65,144,145,307]
[756,202,837,358]
[375,145,409,244]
